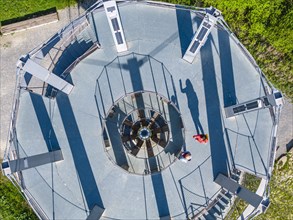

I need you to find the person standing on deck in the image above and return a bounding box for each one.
[193,134,209,144]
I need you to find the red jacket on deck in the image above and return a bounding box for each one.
[193,134,208,144]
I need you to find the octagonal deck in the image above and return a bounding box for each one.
[13,1,274,219]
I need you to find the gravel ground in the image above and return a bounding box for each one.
[0,3,292,161]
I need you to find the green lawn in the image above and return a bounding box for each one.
[224,174,261,220]
[0,0,77,22]
[255,152,293,220]
[0,173,38,220]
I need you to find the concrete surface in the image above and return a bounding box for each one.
[0,1,292,219]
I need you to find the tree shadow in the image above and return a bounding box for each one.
[179,79,204,134]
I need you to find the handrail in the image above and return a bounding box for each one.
[216,17,280,218]
[2,3,107,218]
[27,0,103,57]
[2,2,281,220]
[23,188,50,220]
[60,43,100,78]
[3,66,23,161]
[47,20,89,72]
[191,188,229,219]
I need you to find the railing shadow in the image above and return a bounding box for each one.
[242,114,268,176]
[178,156,213,218]
[53,39,94,76]
[45,35,95,97]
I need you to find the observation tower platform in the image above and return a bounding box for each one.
[2,1,281,219]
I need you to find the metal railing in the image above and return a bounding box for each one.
[1,1,107,219]
[216,15,282,220]
[2,1,282,220]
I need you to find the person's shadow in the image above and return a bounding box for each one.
[179,79,204,134]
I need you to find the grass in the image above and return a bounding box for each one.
[224,173,262,220]
[201,0,293,101]
[226,199,249,220]
[255,152,293,220]
[0,172,38,220]
[225,153,293,220]
[0,0,77,22]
